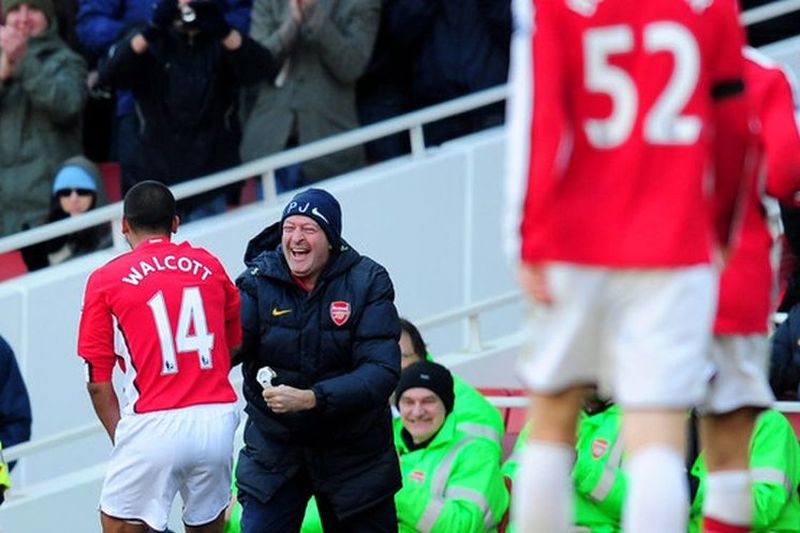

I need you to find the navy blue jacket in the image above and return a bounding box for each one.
[235,222,402,516]
[771,306,800,400]
[387,0,511,108]
[0,336,32,460]
[98,26,277,201]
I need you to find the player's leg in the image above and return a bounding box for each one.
[514,264,605,533]
[513,386,588,533]
[185,509,226,533]
[622,409,690,533]
[699,408,759,533]
[99,413,178,533]
[698,335,773,532]
[100,512,149,533]
[613,266,717,533]
[181,405,241,532]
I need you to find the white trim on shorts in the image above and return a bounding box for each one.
[697,334,775,415]
[517,263,717,408]
[100,402,239,531]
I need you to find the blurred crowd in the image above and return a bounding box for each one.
[0,0,512,250]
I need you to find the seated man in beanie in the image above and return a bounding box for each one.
[398,318,504,459]
[0,0,87,237]
[394,361,509,533]
[235,187,402,532]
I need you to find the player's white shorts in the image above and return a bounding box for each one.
[100,402,239,531]
[697,335,775,415]
[517,263,716,408]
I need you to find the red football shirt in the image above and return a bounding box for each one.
[715,49,800,334]
[78,238,241,414]
[508,0,749,267]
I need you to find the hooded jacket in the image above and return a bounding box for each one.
[0,23,87,237]
[235,221,402,516]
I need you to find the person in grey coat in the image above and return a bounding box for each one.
[0,0,87,237]
[241,0,380,191]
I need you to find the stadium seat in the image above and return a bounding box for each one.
[0,250,28,282]
[785,412,800,440]
[97,162,122,203]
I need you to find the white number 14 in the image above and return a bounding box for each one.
[147,287,214,374]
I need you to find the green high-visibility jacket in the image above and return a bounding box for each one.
[502,406,625,533]
[690,409,800,533]
[224,464,241,533]
[424,353,505,457]
[0,441,10,507]
[451,374,505,459]
[572,405,625,533]
[395,414,509,533]
[0,441,9,490]
[301,497,323,533]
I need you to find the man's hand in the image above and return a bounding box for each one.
[0,25,27,64]
[0,52,12,81]
[519,262,554,305]
[297,0,318,19]
[263,385,316,413]
[289,0,303,24]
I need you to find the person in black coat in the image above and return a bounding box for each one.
[770,307,800,401]
[98,0,278,222]
[0,334,32,471]
[235,188,402,533]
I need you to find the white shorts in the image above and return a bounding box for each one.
[517,263,716,408]
[100,403,239,531]
[697,335,775,415]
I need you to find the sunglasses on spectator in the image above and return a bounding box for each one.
[57,188,94,198]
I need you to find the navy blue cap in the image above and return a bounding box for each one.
[281,188,342,251]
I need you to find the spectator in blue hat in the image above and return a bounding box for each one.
[20,156,112,271]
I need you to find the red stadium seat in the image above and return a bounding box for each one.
[97,162,122,203]
[0,250,28,282]
[785,412,800,440]
[478,387,528,460]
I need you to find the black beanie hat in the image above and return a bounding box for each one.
[395,361,455,414]
[281,188,342,252]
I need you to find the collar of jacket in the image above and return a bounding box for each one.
[396,412,460,455]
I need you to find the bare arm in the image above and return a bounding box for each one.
[87,382,121,445]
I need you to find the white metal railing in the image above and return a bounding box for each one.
[5,396,799,462]
[417,291,523,352]
[742,0,800,26]
[0,85,507,256]
[3,292,521,464]
[2,0,799,258]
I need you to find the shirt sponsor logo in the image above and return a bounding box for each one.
[592,438,609,459]
[410,470,425,483]
[330,301,351,326]
[271,308,293,317]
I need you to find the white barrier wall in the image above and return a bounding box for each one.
[0,127,520,494]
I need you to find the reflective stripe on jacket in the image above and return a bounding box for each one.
[395,415,509,533]
[573,406,625,533]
